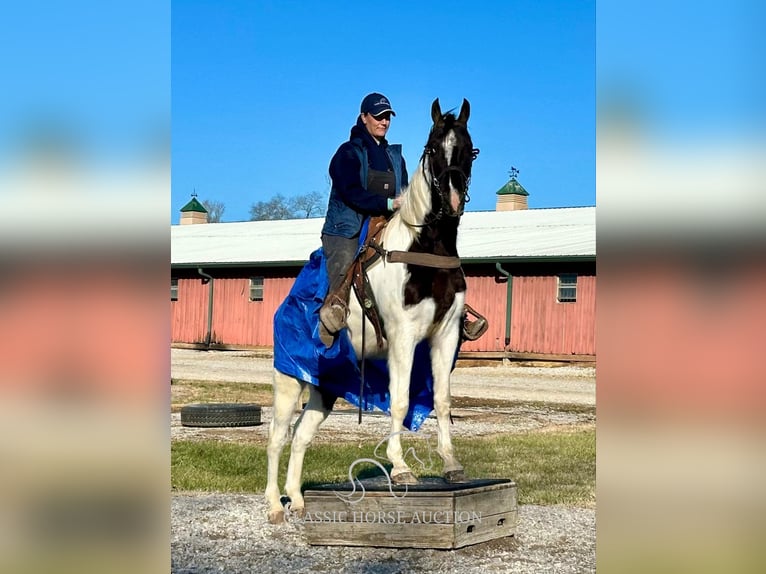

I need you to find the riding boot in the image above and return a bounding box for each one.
[318,272,353,347]
[462,303,489,341]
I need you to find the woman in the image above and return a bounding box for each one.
[318,92,407,345]
[318,93,487,346]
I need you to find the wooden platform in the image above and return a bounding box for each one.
[302,477,517,549]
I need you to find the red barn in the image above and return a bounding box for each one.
[171,206,595,361]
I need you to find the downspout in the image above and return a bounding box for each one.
[197,268,214,349]
[495,263,512,348]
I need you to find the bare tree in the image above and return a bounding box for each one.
[250,191,327,221]
[290,190,325,219]
[249,194,295,221]
[201,199,225,223]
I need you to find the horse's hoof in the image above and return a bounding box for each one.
[391,471,418,485]
[290,506,305,519]
[268,510,286,525]
[444,469,468,483]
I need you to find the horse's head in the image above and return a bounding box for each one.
[423,98,479,219]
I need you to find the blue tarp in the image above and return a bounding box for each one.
[272,247,437,431]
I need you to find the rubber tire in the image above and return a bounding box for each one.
[180,403,262,428]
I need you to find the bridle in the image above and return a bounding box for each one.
[420,145,480,223]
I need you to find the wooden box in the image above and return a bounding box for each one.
[302,477,517,549]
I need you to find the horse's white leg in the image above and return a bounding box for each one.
[266,370,304,524]
[386,332,419,484]
[431,324,467,482]
[283,384,336,517]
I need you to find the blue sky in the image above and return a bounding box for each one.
[1,2,760,226]
[171,0,595,223]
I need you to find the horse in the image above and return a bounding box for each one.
[265,98,477,524]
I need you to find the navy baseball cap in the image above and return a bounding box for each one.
[360,93,396,117]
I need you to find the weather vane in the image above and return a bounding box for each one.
[192,188,198,198]
[509,166,519,180]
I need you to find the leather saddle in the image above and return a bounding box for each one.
[346,216,488,348]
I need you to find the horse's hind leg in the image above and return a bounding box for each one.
[430,326,467,483]
[283,385,336,517]
[266,370,305,524]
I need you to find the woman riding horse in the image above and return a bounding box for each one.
[267,98,482,524]
[318,93,486,347]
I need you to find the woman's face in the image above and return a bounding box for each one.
[361,112,391,141]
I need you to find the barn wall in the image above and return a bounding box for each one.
[171,267,300,347]
[210,271,297,346]
[171,262,596,356]
[170,273,208,344]
[461,262,596,355]
[461,269,512,353]
[510,274,596,355]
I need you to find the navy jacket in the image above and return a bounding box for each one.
[321,117,408,238]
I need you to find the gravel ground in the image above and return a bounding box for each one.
[171,349,596,573]
[171,493,595,574]
[171,349,595,443]
[171,349,596,406]
[172,403,595,445]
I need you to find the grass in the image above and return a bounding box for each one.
[170,380,278,411]
[452,396,596,414]
[454,430,595,506]
[171,427,595,507]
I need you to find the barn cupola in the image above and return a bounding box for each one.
[495,167,529,211]
[180,192,209,224]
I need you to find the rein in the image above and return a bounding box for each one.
[430,164,471,218]
[399,147,480,229]
[369,241,461,269]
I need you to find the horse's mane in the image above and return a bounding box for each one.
[387,160,430,243]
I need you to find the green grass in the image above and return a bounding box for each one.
[171,427,595,507]
[454,430,595,506]
[170,380,279,411]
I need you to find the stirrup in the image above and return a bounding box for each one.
[463,318,488,341]
[462,304,489,341]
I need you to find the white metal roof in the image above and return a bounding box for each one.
[171,206,595,267]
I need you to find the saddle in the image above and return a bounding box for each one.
[349,215,389,348]
[346,216,488,348]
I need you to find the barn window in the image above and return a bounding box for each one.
[557,273,577,303]
[171,278,178,301]
[249,276,264,301]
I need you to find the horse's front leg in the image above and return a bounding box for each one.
[430,323,467,483]
[386,331,419,485]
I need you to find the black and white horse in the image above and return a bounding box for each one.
[266,99,477,524]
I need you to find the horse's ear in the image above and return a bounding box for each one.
[431,98,442,124]
[456,99,471,125]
